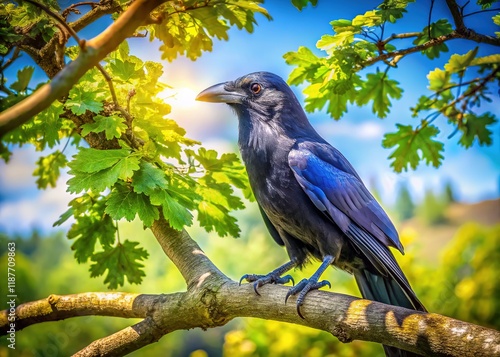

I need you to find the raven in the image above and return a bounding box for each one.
[197,72,425,357]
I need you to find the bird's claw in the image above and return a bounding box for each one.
[239,272,295,295]
[285,278,331,319]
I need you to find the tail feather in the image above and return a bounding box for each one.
[354,269,425,357]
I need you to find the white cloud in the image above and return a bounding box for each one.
[0,182,74,235]
[314,120,384,140]
[0,147,38,191]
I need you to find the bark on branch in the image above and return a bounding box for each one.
[2,217,499,356]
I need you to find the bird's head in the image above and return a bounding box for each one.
[196,72,309,128]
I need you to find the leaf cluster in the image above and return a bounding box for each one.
[0,1,264,288]
[149,1,270,61]
[283,0,499,172]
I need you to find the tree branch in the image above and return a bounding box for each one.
[0,292,162,331]
[362,29,500,69]
[68,0,124,33]
[445,0,500,45]
[0,0,167,137]
[3,217,498,356]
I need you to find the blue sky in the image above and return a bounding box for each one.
[0,1,499,235]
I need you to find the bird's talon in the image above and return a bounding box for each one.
[253,282,262,296]
[297,305,305,319]
[238,275,248,285]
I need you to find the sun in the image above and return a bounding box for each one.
[157,87,197,109]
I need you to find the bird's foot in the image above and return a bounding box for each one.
[239,260,297,296]
[285,278,331,319]
[285,255,335,319]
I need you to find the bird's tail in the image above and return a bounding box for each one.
[354,269,425,357]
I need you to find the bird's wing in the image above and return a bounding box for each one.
[289,145,402,251]
[288,145,412,285]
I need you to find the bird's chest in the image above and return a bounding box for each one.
[245,151,319,236]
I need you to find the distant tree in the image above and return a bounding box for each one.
[443,180,458,204]
[394,182,415,221]
[416,188,448,225]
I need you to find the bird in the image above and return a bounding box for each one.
[196,71,426,357]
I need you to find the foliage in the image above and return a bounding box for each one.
[284,0,499,172]
[425,223,500,329]
[0,0,271,288]
[223,319,382,357]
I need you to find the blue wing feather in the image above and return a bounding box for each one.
[289,144,403,253]
[288,145,427,311]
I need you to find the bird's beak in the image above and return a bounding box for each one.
[196,82,245,104]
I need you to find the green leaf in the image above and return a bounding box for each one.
[291,0,318,10]
[33,151,67,189]
[109,58,139,82]
[105,184,159,227]
[427,68,452,91]
[67,149,140,194]
[68,215,116,263]
[317,32,354,50]
[444,47,479,73]
[10,66,34,93]
[11,100,66,150]
[80,115,127,140]
[112,154,141,181]
[66,86,104,115]
[90,240,149,289]
[283,47,321,85]
[382,123,444,172]
[186,148,250,191]
[470,53,500,66]
[356,71,403,118]
[494,14,500,37]
[352,10,383,27]
[68,148,130,174]
[378,0,411,23]
[197,200,240,238]
[413,19,453,59]
[478,0,497,9]
[149,190,193,230]
[67,168,118,194]
[132,162,169,195]
[458,113,497,148]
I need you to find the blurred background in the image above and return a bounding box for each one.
[0,1,499,356]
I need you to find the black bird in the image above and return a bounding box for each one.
[196,72,425,357]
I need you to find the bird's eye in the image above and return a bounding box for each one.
[250,83,262,95]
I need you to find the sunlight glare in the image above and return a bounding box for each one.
[157,87,197,109]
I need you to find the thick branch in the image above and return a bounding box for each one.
[446,0,466,32]
[0,292,160,331]
[2,214,499,356]
[150,218,228,288]
[0,0,167,137]
[3,281,499,356]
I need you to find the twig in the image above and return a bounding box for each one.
[381,32,421,45]
[428,0,435,39]
[22,0,85,49]
[463,7,500,18]
[0,47,21,71]
[61,1,100,19]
